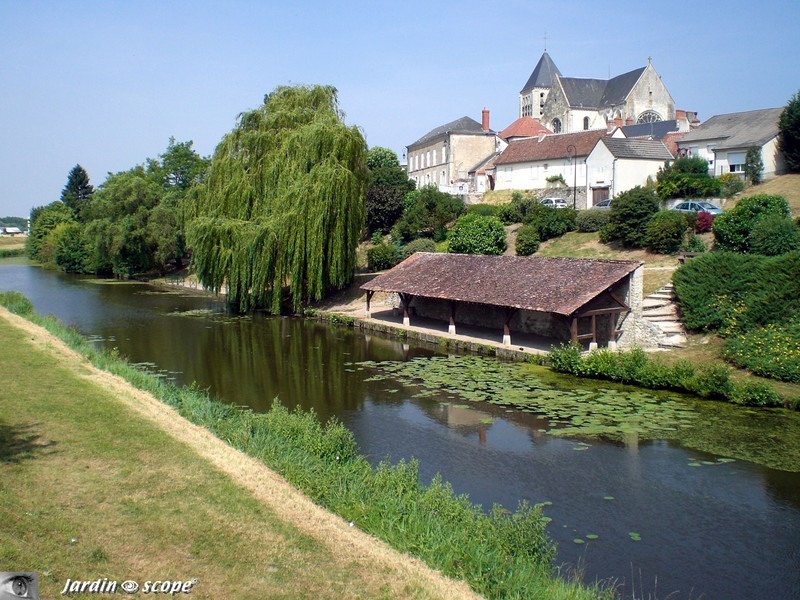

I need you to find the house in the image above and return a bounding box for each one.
[406,109,499,195]
[0,226,24,236]
[361,253,646,350]
[585,138,674,205]
[676,108,785,179]
[519,53,676,134]
[492,129,609,207]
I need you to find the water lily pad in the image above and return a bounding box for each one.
[603,496,615,501]
[585,534,599,540]
[573,538,585,544]
[628,532,641,541]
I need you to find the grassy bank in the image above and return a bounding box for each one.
[0,309,485,599]
[0,292,609,600]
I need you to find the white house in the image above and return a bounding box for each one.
[585,138,674,205]
[677,108,785,179]
[493,129,608,208]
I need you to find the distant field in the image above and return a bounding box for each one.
[0,236,26,249]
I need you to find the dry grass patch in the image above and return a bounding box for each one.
[727,173,800,216]
[0,236,26,249]
[537,231,679,267]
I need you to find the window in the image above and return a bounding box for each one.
[728,152,745,173]
[442,146,446,164]
[583,116,590,130]
[637,110,662,124]
[551,118,562,133]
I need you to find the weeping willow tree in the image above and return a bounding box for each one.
[185,85,368,312]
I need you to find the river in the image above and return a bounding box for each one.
[2,259,799,600]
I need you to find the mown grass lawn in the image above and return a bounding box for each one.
[0,319,460,600]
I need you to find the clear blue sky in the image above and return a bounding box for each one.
[1,0,798,218]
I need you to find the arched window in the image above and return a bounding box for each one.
[637,110,662,124]
[552,118,562,134]
[583,116,590,130]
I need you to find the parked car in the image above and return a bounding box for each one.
[671,201,722,215]
[592,199,612,210]
[540,197,568,209]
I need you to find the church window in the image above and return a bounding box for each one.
[637,110,662,124]
[552,118,562,133]
[583,116,590,130]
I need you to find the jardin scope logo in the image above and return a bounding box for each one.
[1,573,39,600]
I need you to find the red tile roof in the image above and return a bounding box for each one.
[498,117,552,141]
[495,129,609,165]
[362,253,641,316]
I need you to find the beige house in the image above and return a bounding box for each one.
[406,109,499,195]
[520,53,675,135]
[676,108,785,179]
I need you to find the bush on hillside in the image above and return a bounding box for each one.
[402,237,436,258]
[576,209,610,232]
[391,186,464,243]
[599,186,660,248]
[367,243,402,271]
[523,205,577,241]
[671,251,800,333]
[712,194,790,253]
[655,157,722,200]
[747,215,800,256]
[466,203,500,217]
[448,213,507,255]
[695,210,715,233]
[644,211,688,254]
[515,224,540,256]
[722,320,800,383]
[497,192,538,225]
[680,231,707,253]
[717,173,744,198]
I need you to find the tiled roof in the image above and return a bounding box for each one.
[498,116,552,140]
[495,129,608,165]
[520,51,562,93]
[678,108,782,150]
[619,119,679,140]
[559,67,646,110]
[408,116,492,148]
[600,138,674,160]
[362,253,642,316]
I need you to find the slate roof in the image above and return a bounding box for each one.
[498,116,552,141]
[362,253,642,317]
[559,67,646,109]
[408,116,493,148]
[494,129,608,165]
[599,138,674,160]
[678,108,782,150]
[520,51,562,93]
[619,119,679,140]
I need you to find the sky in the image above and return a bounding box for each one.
[1,0,799,219]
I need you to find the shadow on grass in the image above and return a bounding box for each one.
[0,420,58,463]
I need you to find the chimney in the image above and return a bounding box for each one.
[614,115,623,127]
[625,116,634,125]
[676,109,686,120]
[482,107,490,132]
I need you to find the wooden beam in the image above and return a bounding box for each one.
[577,307,629,318]
[570,317,578,341]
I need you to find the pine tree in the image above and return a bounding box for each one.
[185,85,368,313]
[779,91,800,173]
[60,165,94,221]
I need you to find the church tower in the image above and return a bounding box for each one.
[519,51,561,119]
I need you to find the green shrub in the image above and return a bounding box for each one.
[367,243,402,271]
[515,224,540,256]
[695,210,715,233]
[727,381,783,406]
[467,203,500,217]
[644,210,688,254]
[497,203,522,225]
[656,157,722,200]
[717,173,744,198]
[448,213,507,255]
[747,215,800,255]
[0,291,34,315]
[547,342,584,374]
[688,363,733,398]
[402,237,436,258]
[722,320,800,382]
[672,251,800,333]
[713,194,790,253]
[391,186,464,243]
[680,231,707,253]
[576,209,610,232]
[600,186,660,248]
[523,206,577,241]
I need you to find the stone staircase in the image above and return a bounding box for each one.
[642,283,687,349]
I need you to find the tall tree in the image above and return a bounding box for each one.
[365,147,414,234]
[185,85,369,313]
[159,137,210,191]
[745,146,764,185]
[778,90,800,173]
[60,165,94,221]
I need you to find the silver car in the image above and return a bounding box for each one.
[540,197,568,209]
[671,201,722,215]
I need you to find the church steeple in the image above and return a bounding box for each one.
[519,51,562,118]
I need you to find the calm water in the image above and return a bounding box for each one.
[2,260,799,600]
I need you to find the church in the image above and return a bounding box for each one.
[519,51,675,134]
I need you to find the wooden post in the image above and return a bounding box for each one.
[399,293,412,327]
[449,301,457,336]
[503,308,517,346]
[365,290,374,318]
[570,317,578,342]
